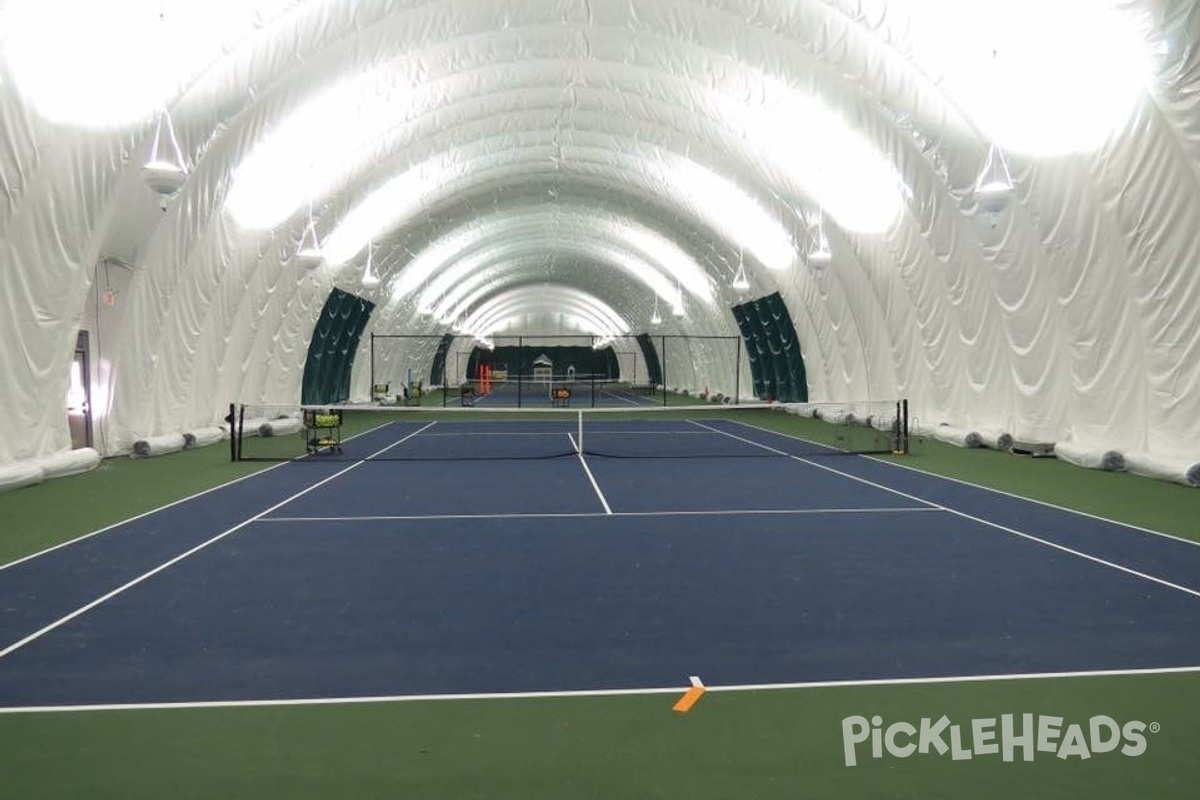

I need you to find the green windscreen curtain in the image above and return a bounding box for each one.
[301,289,375,405]
[730,292,808,402]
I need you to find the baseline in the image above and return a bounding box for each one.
[3,664,1198,715]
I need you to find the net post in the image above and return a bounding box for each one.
[902,398,910,455]
[227,403,237,462]
[517,335,524,408]
[577,409,584,455]
[369,333,375,401]
[893,401,901,454]
[591,335,597,408]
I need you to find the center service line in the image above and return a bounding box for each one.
[568,433,613,515]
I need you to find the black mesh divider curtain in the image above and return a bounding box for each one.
[731,292,807,402]
[635,334,663,386]
[430,334,454,386]
[731,301,766,398]
[601,346,619,378]
[301,289,375,405]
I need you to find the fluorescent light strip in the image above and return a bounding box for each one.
[387,208,707,310]
[432,245,685,327]
[325,141,797,276]
[226,61,457,229]
[461,286,629,338]
[416,250,498,316]
[655,158,795,271]
[2,0,303,128]
[467,305,616,339]
[475,289,627,336]
[870,0,1158,155]
[736,80,903,233]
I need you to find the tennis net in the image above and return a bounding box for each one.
[231,400,907,462]
[441,375,663,408]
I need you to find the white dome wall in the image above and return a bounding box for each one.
[0,93,137,461]
[0,0,1195,469]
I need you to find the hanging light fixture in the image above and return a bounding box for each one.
[731,248,751,292]
[650,293,663,326]
[294,199,325,270]
[141,107,188,202]
[360,241,380,289]
[975,141,1015,212]
[807,210,833,269]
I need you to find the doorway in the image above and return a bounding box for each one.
[68,330,92,449]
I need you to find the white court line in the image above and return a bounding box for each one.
[258,507,942,523]
[692,421,1200,601]
[568,433,613,515]
[415,430,572,437]
[0,419,403,572]
[864,452,1200,550]
[585,431,716,437]
[2,664,1197,715]
[725,416,1200,551]
[599,390,640,406]
[0,462,290,572]
[414,429,718,437]
[0,423,437,660]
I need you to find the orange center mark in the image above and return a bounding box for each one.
[672,676,706,714]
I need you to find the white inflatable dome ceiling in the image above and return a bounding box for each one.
[0,0,1197,466]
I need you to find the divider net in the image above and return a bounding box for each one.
[232,400,907,462]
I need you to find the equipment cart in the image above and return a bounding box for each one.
[304,408,343,454]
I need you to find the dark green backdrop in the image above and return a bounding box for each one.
[731,292,807,402]
[301,289,375,405]
[466,345,619,380]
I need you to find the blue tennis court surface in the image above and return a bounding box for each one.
[2,417,1199,709]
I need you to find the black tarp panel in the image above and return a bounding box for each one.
[731,292,807,402]
[762,291,808,403]
[301,289,375,405]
